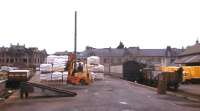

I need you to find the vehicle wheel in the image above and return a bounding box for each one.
[80,79,86,85]
[174,84,179,91]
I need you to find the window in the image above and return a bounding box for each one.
[111,58,114,64]
[89,52,95,56]
[29,58,32,63]
[15,58,18,62]
[10,58,14,63]
[23,59,27,63]
[170,58,175,63]
[117,58,121,64]
[6,58,9,63]
[104,58,107,63]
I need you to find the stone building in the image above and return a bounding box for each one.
[83,46,183,73]
[175,40,200,66]
[0,44,47,68]
[54,51,68,56]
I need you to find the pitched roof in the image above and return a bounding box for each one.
[83,47,182,58]
[88,48,126,57]
[85,48,171,57]
[179,43,200,56]
[140,49,166,57]
[175,55,200,64]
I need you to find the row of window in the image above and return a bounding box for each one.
[0,58,43,64]
[102,57,162,64]
[103,58,122,64]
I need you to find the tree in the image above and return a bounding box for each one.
[117,41,125,49]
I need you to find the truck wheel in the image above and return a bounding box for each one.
[174,84,179,91]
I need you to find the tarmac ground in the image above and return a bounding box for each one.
[0,75,200,111]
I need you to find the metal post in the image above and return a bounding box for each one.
[74,11,77,61]
[74,11,77,71]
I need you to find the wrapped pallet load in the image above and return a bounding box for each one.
[87,56,100,65]
[53,63,65,72]
[40,64,52,73]
[40,73,52,82]
[62,72,68,80]
[40,55,68,83]
[87,56,104,80]
[90,64,104,72]
[52,72,63,81]
[91,65,104,80]
[47,55,57,64]
[47,55,68,64]
[54,58,67,64]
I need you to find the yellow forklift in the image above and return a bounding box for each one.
[66,11,92,85]
[66,53,92,85]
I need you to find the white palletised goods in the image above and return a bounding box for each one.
[52,63,65,72]
[93,72,104,80]
[87,56,104,80]
[47,55,68,64]
[52,75,62,80]
[40,64,52,73]
[62,72,68,80]
[87,56,100,65]
[46,55,67,72]
[40,73,52,81]
[88,64,104,73]
[40,55,68,82]
[40,72,68,81]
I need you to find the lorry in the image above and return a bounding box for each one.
[182,66,200,83]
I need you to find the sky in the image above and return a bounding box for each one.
[0,0,200,54]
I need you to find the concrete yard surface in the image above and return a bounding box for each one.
[1,76,200,111]
[179,84,200,96]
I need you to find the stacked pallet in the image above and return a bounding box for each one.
[87,56,105,80]
[39,55,68,83]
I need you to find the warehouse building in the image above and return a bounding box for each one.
[0,44,47,68]
[175,40,200,66]
[84,46,182,66]
[83,45,183,74]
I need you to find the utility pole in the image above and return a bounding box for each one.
[74,11,77,61]
[73,11,77,72]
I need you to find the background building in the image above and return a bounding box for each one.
[84,46,182,66]
[0,44,47,68]
[175,40,200,66]
[54,51,68,56]
[83,44,183,75]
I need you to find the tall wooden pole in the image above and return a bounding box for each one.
[74,11,77,60]
[73,11,77,73]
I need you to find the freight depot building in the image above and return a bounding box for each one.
[0,44,47,68]
[83,46,183,73]
[175,40,200,66]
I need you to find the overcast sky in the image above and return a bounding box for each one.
[0,0,200,54]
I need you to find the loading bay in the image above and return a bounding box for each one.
[0,75,200,111]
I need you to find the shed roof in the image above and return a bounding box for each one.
[175,55,200,64]
[179,43,200,56]
[140,49,166,57]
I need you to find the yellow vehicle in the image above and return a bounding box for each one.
[160,66,179,72]
[182,66,192,82]
[182,66,200,82]
[67,53,92,85]
[161,66,200,83]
